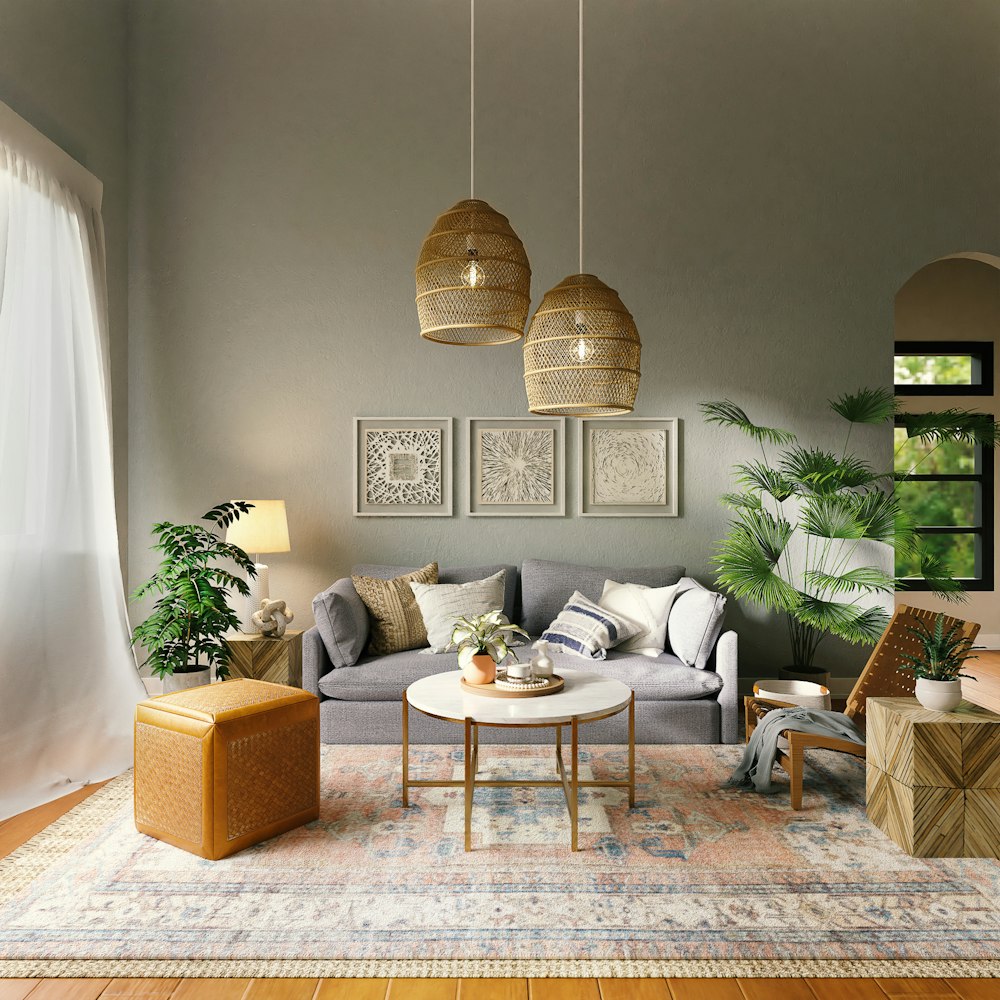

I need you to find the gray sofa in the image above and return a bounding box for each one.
[303,559,739,745]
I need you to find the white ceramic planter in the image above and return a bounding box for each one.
[915,677,963,713]
[163,668,211,694]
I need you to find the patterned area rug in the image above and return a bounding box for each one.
[2,744,1000,978]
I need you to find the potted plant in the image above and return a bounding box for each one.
[899,613,980,713]
[449,611,529,685]
[701,389,998,683]
[131,502,257,693]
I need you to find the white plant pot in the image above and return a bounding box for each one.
[163,668,212,694]
[915,677,963,714]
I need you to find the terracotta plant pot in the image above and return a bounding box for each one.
[915,677,963,713]
[462,654,496,686]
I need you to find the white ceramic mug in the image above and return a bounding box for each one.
[506,662,532,681]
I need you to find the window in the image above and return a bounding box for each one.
[894,341,993,395]
[894,341,994,590]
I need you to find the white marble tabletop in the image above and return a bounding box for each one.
[405,667,632,726]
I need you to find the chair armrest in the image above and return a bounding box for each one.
[302,626,331,699]
[709,629,739,744]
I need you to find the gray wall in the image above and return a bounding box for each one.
[127,0,1000,676]
[0,0,130,564]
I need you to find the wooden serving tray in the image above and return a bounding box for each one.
[460,674,565,698]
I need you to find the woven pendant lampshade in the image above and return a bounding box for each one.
[415,198,532,345]
[523,273,640,416]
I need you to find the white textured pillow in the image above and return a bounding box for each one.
[667,577,727,669]
[541,591,643,660]
[599,579,679,657]
[410,570,506,653]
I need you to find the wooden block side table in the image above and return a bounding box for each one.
[225,629,303,687]
[866,696,1000,858]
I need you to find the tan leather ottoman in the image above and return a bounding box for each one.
[134,678,320,859]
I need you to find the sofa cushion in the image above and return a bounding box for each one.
[520,559,685,638]
[318,647,722,703]
[319,649,458,700]
[353,564,518,624]
[312,577,369,667]
[541,591,643,660]
[352,563,438,655]
[668,577,727,670]
[410,570,507,652]
[599,579,680,657]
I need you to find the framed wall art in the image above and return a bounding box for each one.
[467,417,565,517]
[353,417,453,516]
[579,417,679,517]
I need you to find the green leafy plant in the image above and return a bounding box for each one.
[449,611,530,670]
[702,388,1000,669]
[131,502,257,680]
[898,614,981,681]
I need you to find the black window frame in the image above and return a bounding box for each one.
[894,338,994,591]
[894,340,994,396]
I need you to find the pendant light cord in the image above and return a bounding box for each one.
[470,0,475,200]
[578,0,584,274]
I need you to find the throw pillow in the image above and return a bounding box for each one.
[312,577,370,667]
[541,591,643,660]
[410,570,507,653]
[667,577,727,670]
[599,579,679,657]
[352,562,438,656]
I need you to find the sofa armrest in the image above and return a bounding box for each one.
[303,626,331,700]
[709,629,739,744]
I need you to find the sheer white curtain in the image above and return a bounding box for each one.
[0,124,145,819]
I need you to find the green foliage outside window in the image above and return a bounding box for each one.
[895,354,974,386]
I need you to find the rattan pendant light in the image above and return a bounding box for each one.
[523,0,640,415]
[415,0,531,346]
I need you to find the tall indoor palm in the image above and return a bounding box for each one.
[702,388,998,673]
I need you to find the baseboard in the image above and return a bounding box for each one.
[976,633,1000,649]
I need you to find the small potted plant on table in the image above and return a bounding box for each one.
[900,613,980,713]
[131,502,257,693]
[450,610,529,685]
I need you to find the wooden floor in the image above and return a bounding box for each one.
[2,781,996,1000]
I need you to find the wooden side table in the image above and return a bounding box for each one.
[866,696,1000,858]
[224,630,303,687]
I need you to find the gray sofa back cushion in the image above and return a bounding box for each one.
[312,577,370,668]
[351,564,518,625]
[520,559,685,638]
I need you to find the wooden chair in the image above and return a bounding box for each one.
[744,604,980,809]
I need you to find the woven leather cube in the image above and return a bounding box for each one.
[134,679,320,859]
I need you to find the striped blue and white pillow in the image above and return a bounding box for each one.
[540,591,643,660]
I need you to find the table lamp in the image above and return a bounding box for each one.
[226,500,291,632]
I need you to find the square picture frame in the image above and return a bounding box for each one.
[353,417,453,516]
[579,417,679,517]
[467,417,566,517]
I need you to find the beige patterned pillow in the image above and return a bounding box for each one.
[352,563,438,655]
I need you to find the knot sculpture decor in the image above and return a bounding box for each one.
[252,598,295,638]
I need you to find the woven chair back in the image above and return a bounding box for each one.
[844,604,980,720]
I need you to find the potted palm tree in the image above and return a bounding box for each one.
[899,614,980,713]
[131,501,257,692]
[702,388,998,683]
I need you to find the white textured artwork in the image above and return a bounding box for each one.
[365,428,442,505]
[479,429,554,505]
[590,429,667,505]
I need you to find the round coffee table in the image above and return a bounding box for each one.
[402,667,635,852]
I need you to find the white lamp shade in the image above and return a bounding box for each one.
[226,500,290,555]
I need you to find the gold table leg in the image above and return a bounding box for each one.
[629,691,636,808]
[464,717,473,852]
[401,692,409,808]
[555,724,562,772]
[571,716,579,852]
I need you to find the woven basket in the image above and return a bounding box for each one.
[415,198,531,345]
[523,273,641,416]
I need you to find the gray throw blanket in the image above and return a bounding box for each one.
[728,706,866,793]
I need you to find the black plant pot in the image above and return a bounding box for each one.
[778,664,831,687]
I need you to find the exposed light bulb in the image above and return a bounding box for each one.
[461,241,483,287]
[574,310,589,362]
